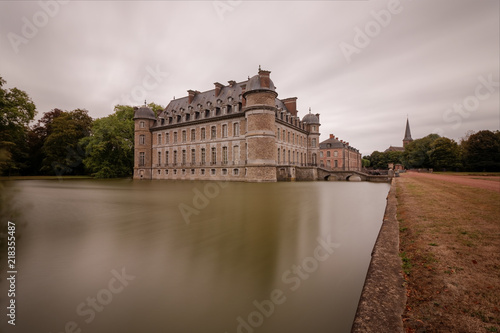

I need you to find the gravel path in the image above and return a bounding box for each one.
[404,172,500,192]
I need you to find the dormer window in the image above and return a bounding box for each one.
[205,109,210,118]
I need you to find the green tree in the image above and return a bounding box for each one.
[0,76,37,175]
[362,158,370,168]
[25,108,64,175]
[368,150,403,169]
[462,130,500,171]
[403,134,440,169]
[81,105,135,178]
[428,137,462,171]
[42,109,92,175]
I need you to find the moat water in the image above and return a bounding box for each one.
[1,179,389,333]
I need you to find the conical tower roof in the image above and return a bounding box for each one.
[403,118,412,141]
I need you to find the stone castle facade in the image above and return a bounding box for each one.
[133,69,321,182]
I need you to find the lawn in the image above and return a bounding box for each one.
[397,173,500,332]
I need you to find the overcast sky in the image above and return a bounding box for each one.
[1,0,498,155]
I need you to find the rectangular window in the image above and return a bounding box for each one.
[191,129,196,142]
[320,151,324,158]
[166,133,170,144]
[201,128,206,141]
[211,147,216,164]
[287,132,290,143]
[158,134,162,145]
[327,160,331,168]
[201,148,206,165]
[312,138,317,147]
[277,148,280,163]
[211,126,216,139]
[174,132,178,143]
[182,130,187,143]
[222,124,228,138]
[211,169,216,175]
[201,169,205,175]
[139,135,145,145]
[140,121,145,128]
[139,152,145,166]
[334,151,338,157]
[166,151,169,165]
[173,151,177,165]
[222,146,228,164]
[334,160,338,168]
[158,151,161,165]
[233,169,239,176]
[233,146,239,162]
[191,149,196,164]
[182,150,186,165]
[233,123,239,136]
[327,151,331,157]
[277,129,280,140]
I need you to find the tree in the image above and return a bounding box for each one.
[367,150,403,169]
[41,109,92,175]
[462,130,500,171]
[428,137,462,171]
[402,134,440,169]
[25,108,65,175]
[81,105,135,178]
[362,158,370,168]
[0,76,37,175]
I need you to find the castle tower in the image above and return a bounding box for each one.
[302,108,321,166]
[133,105,156,179]
[242,68,278,182]
[403,117,413,147]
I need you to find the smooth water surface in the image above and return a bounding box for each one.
[1,179,389,333]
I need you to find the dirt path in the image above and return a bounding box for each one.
[405,172,500,192]
[397,173,500,333]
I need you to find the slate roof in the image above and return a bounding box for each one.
[154,78,291,128]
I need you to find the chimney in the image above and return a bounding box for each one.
[228,80,236,87]
[187,90,196,104]
[240,84,246,107]
[282,97,298,116]
[214,82,223,97]
[315,113,320,123]
[330,134,334,139]
[258,68,271,89]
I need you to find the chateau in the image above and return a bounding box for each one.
[133,69,321,182]
[319,134,362,171]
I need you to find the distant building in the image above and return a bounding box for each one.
[384,118,413,153]
[133,68,321,182]
[318,134,362,171]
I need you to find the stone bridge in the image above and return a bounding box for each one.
[317,167,391,183]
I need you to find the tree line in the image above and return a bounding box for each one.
[364,131,500,171]
[1,76,163,178]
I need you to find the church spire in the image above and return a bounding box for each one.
[403,117,413,147]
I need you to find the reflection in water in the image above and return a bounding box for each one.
[0,180,389,333]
